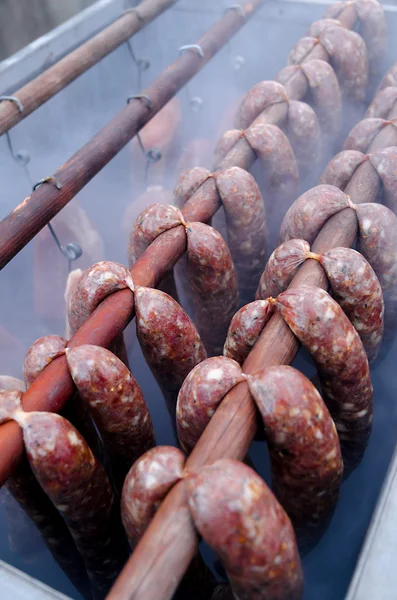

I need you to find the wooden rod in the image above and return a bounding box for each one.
[0,0,178,136]
[0,0,265,270]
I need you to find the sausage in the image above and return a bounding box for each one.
[244,122,299,234]
[313,247,384,362]
[173,167,212,210]
[300,60,342,134]
[343,118,389,152]
[122,186,174,238]
[286,100,322,172]
[369,147,397,214]
[67,261,134,366]
[223,300,274,365]
[320,150,367,190]
[307,18,342,37]
[64,268,83,339]
[354,202,397,335]
[121,446,185,547]
[235,81,289,130]
[365,87,397,119]
[186,458,303,600]
[256,239,311,299]
[319,26,368,101]
[213,129,245,167]
[0,390,128,599]
[377,62,397,92]
[185,222,239,356]
[23,335,101,459]
[134,285,207,414]
[247,366,343,551]
[275,285,373,472]
[0,378,91,598]
[326,0,387,74]
[276,65,308,102]
[288,37,319,66]
[214,166,267,302]
[66,344,155,486]
[176,357,245,454]
[280,184,350,244]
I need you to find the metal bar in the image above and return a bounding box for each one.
[0,0,179,136]
[0,0,262,271]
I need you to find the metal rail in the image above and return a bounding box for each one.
[0,0,178,136]
[0,0,263,271]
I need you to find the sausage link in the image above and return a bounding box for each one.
[307,18,342,37]
[173,167,212,210]
[176,357,245,453]
[378,62,397,92]
[369,147,397,214]
[0,375,25,391]
[344,118,389,152]
[288,37,319,66]
[235,81,289,130]
[286,100,322,172]
[223,300,274,365]
[317,247,384,362]
[280,184,350,244]
[186,458,303,600]
[186,222,239,356]
[320,150,367,190]
[65,269,83,339]
[121,446,185,547]
[275,285,373,472]
[247,366,343,551]
[67,261,134,366]
[213,129,244,167]
[0,391,128,599]
[66,344,155,486]
[300,60,342,133]
[134,285,207,414]
[23,335,100,459]
[123,186,174,238]
[256,239,311,299]
[276,65,308,102]
[355,202,397,335]
[319,26,368,101]
[215,166,267,302]
[365,87,397,119]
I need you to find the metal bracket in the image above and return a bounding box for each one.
[127,94,153,110]
[32,176,62,191]
[179,44,204,59]
[0,95,24,113]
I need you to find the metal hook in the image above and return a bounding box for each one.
[123,6,144,22]
[32,177,82,272]
[178,45,204,112]
[126,95,162,186]
[127,94,153,110]
[0,95,24,113]
[178,44,204,59]
[126,39,150,90]
[225,4,246,18]
[4,130,30,166]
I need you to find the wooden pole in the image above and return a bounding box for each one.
[0,0,178,135]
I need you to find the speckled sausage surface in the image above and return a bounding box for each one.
[280,185,350,244]
[317,248,384,362]
[344,118,389,153]
[66,344,155,485]
[176,357,245,453]
[256,239,311,299]
[173,167,212,210]
[276,65,308,100]
[186,222,239,357]
[235,81,289,130]
[300,59,342,133]
[369,147,397,214]
[213,129,244,168]
[307,18,342,38]
[319,26,368,101]
[186,458,303,600]
[320,150,367,190]
[247,366,343,551]
[355,202,397,334]
[0,391,127,599]
[288,36,319,66]
[121,446,185,548]
[378,62,397,92]
[365,87,397,119]
[275,285,373,471]
[215,167,267,302]
[0,375,25,391]
[134,286,207,409]
[223,300,274,366]
[286,100,321,172]
[23,335,66,387]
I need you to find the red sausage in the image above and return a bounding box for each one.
[369,147,397,214]
[275,285,373,472]
[213,129,245,168]
[320,150,367,190]
[235,81,289,130]
[176,357,245,453]
[307,18,342,37]
[186,222,239,356]
[288,37,319,66]
[223,300,274,365]
[280,184,350,244]
[343,118,389,153]
[286,100,322,172]
[365,87,397,119]
[173,167,212,210]
[256,239,311,299]
[186,459,303,600]
[300,59,342,134]
[247,366,343,551]
[66,344,155,486]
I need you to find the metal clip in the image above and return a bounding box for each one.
[178,45,204,112]
[225,4,246,18]
[123,6,144,22]
[32,176,62,191]
[127,94,153,110]
[0,95,24,113]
